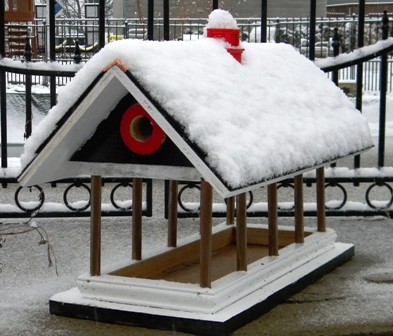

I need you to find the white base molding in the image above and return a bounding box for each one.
[50,226,354,336]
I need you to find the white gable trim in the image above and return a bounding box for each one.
[18,67,214,189]
[19,70,127,186]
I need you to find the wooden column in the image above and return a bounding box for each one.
[132,178,143,260]
[200,180,213,288]
[316,167,327,232]
[167,180,178,247]
[226,196,235,225]
[236,193,247,271]
[267,183,279,256]
[294,174,305,244]
[90,175,102,276]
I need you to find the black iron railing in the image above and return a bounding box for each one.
[1,177,152,218]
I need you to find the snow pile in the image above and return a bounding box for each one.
[20,37,373,189]
[205,9,238,29]
[0,57,82,73]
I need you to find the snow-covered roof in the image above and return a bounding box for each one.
[18,37,373,197]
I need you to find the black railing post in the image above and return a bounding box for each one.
[378,10,389,168]
[163,0,169,41]
[147,0,154,41]
[73,40,82,64]
[329,27,341,169]
[49,0,55,62]
[0,0,7,167]
[0,0,4,58]
[354,0,365,169]
[49,0,57,108]
[213,0,219,10]
[309,0,316,61]
[99,0,105,49]
[24,34,33,139]
[331,27,341,86]
[261,0,268,43]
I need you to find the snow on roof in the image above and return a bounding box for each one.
[205,9,238,29]
[19,37,372,194]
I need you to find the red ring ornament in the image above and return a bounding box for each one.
[120,104,166,155]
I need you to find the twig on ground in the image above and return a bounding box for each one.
[0,211,58,275]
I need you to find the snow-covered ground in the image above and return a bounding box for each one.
[1,197,393,336]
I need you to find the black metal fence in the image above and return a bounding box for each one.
[1,0,393,218]
[3,16,392,60]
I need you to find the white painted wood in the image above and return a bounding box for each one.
[74,226,341,315]
[51,231,352,323]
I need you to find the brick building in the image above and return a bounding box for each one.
[327,0,393,16]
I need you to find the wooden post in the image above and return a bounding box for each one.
[200,180,213,288]
[90,175,102,276]
[294,174,305,244]
[316,167,327,232]
[167,180,178,247]
[236,193,247,271]
[226,196,235,225]
[267,183,279,256]
[132,178,143,260]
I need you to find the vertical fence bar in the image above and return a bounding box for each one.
[49,0,56,61]
[354,0,365,169]
[90,175,102,276]
[378,10,389,168]
[49,0,57,107]
[148,0,154,40]
[309,0,316,61]
[260,0,267,43]
[0,0,4,58]
[0,0,7,168]
[73,40,82,64]
[163,0,169,41]
[99,0,106,49]
[331,27,340,86]
[24,36,32,139]
[316,167,326,232]
[330,27,340,168]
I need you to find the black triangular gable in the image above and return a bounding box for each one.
[71,93,193,167]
